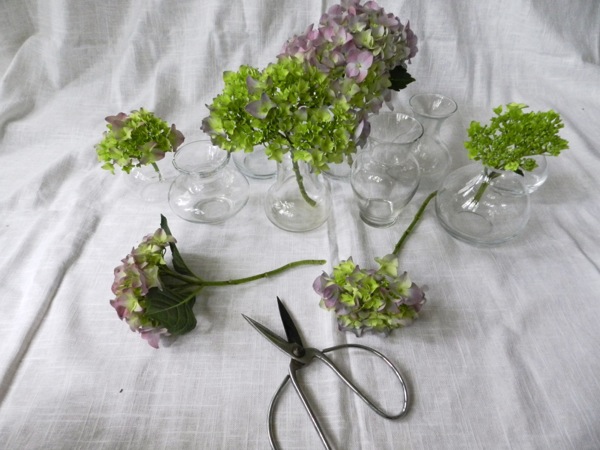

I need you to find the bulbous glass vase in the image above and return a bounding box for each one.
[264,153,331,232]
[168,140,249,223]
[435,164,531,246]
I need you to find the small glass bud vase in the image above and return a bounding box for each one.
[264,153,331,232]
[168,140,249,223]
[435,164,531,246]
[409,93,458,188]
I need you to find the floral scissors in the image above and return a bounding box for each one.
[242,298,410,450]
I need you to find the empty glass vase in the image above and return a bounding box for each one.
[368,111,424,148]
[409,93,457,188]
[351,142,421,228]
[168,140,249,223]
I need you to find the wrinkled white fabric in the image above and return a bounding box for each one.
[1,0,599,449]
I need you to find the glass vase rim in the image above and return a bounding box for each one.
[172,139,230,177]
[368,112,424,144]
[409,93,458,119]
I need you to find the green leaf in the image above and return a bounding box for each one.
[388,65,415,91]
[144,286,198,335]
[160,215,195,276]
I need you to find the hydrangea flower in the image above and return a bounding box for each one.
[202,1,418,206]
[314,191,437,337]
[280,0,418,113]
[110,227,176,348]
[314,255,425,336]
[202,56,367,205]
[96,108,184,175]
[110,215,325,348]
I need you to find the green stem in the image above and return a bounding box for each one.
[203,259,325,286]
[151,162,163,182]
[472,170,501,204]
[291,157,317,207]
[392,191,437,256]
[162,259,326,287]
[278,133,317,207]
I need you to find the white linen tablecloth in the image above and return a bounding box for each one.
[1,1,599,449]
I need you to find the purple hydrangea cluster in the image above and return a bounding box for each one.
[110,228,175,348]
[280,0,417,113]
[313,254,425,336]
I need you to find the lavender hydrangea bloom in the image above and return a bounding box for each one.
[314,254,426,336]
[279,0,417,145]
[110,228,176,348]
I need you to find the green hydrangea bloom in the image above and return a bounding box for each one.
[465,103,569,173]
[202,56,367,174]
[313,255,426,336]
[96,108,184,174]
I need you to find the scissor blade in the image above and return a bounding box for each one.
[277,297,304,348]
[241,314,297,358]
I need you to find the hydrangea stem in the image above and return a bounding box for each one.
[204,259,325,286]
[291,158,317,207]
[162,259,325,286]
[392,191,437,256]
[151,162,163,182]
[472,170,501,204]
[281,136,317,207]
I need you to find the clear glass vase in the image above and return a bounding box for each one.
[124,154,177,203]
[435,164,531,246]
[368,111,424,148]
[168,140,249,223]
[232,145,277,179]
[323,154,354,180]
[521,155,548,194]
[351,142,421,228]
[409,93,458,188]
[264,153,331,232]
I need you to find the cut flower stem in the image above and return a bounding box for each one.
[292,158,317,207]
[162,259,326,288]
[472,170,501,205]
[392,190,437,257]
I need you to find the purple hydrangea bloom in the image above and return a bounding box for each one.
[314,254,426,336]
[110,228,176,348]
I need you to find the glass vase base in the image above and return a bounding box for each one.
[265,200,329,232]
[358,199,398,228]
[172,196,248,224]
[436,210,525,247]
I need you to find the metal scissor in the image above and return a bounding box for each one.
[242,298,410,450]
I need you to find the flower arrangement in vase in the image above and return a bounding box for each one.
[436,103,569,246]
[201,0,418,231]
[96,108,185,201]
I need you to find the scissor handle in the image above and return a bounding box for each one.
[267,343,409,450]
[319,343,409,420]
